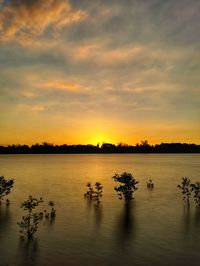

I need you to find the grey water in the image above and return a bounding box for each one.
[0,154,199,266]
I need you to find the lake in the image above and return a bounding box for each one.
[0,154,200,266]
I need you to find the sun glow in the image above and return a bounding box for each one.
[88,135,115,145]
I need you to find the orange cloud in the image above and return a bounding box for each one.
[0,0,86,43]
[72,42,145,64]
[21,90,37,98]
[41,80,81,91]
[17,104,45,112]
[15,71,83,93]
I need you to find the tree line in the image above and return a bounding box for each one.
[0,141,199,154]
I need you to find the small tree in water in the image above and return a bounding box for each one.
[48,201,56,218]
[18,196,43,239]
[0,175,14,204]
[84,182,103,204]
[191,182,200,207]
[93,182,103,204]
[177,177,192,206]
[84,182,94,198]
[112,172,139,205]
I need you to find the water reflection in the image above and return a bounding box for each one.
[108,203,137,266]
[0,154,199,265]
[182,206,191,235]
[17,238,39,266]
[93,204,103,229]
[116,203,137,244]
[85,197,103,228]
[181,205,200,237]
[179,205,200,266]
[194,207,200,221]
[86,197,93,212]
[43,215,56,228]
[0,205,11,239]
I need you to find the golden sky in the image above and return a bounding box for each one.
[0,0,199,145]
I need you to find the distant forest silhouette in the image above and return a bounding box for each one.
[0,141,199,154]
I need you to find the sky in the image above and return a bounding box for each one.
[0,0,199,145]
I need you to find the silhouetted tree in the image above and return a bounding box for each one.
[141,140,149,146]
[18,196,43,239]
[84,182,103,204]
[191,182,200,207]
[112,172,139,205]
[147,179,154,189]
[84,182,94,198]
[0,176,14,204]
[48,200,56,218]
[101,143,116,153]
[177,177,192,206]
[93,182,103,204]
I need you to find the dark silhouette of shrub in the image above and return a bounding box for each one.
[112,172,139,205]
[147,179,154,189]
[84,182,103,204]
[0,176,14,204]
[191,182,200,207]
[177,177,192,206]
[18,196,43,239]
[48,200,56,218]
[84,182,94,198]
[93,182,103,204]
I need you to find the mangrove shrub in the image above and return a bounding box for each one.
[177,177,192,206]
[0,175,14,203]
[18,196,43,239]
[112,172,139,205]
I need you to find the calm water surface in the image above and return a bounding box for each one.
[0,154,199,266]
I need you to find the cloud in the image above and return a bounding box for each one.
[41,80,81,91]
[0,0,200,145]
[25,74,85,93]
[0,0,86,43]
[20,90,37,98]
[17,103,45,113]
[72,42,145,66]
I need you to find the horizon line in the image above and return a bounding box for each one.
[1,141,200,147]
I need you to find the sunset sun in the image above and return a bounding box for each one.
[88,134,115,146]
